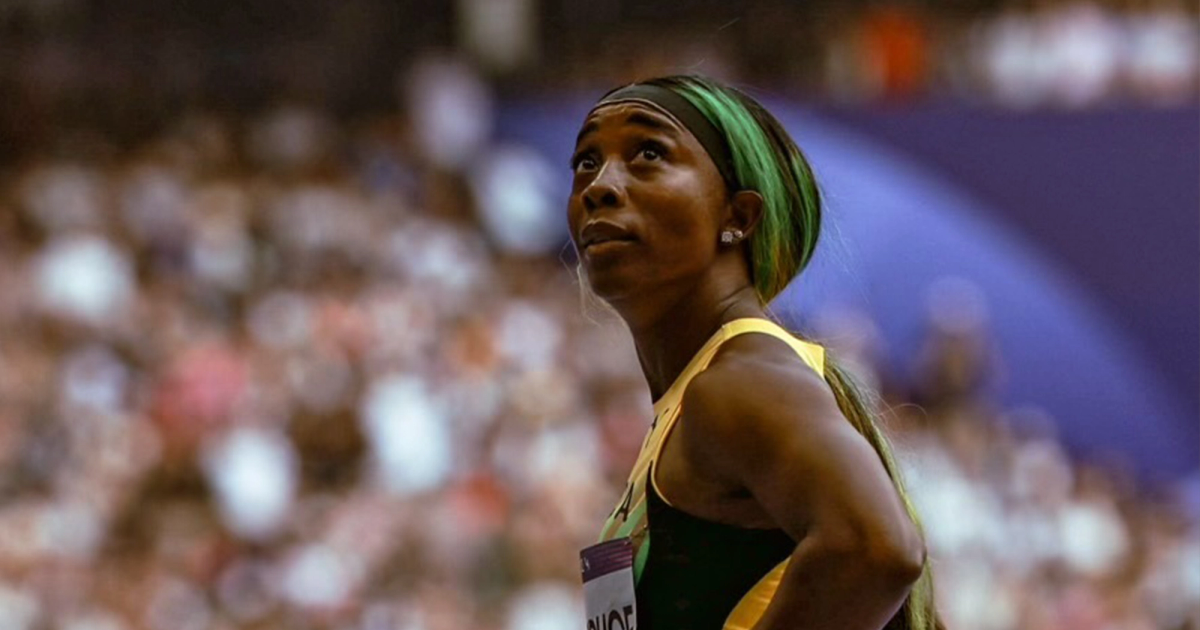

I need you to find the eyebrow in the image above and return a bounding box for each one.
[574,110,680,148]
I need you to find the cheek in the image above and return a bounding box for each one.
[640,174,721,254]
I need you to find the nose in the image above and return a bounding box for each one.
[582,163,625,212]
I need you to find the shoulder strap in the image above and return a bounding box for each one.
[652,318,826,415]
[718,318,826,378]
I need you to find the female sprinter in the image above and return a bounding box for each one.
[570,76,941,630]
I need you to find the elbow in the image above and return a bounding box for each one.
[822,521,926,587]
[875,535,926,587]
[865,523,926,587]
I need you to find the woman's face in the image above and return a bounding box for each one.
[567,100,729,302]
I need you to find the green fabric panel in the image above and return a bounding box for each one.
[614,499,647,538]
[634,534,651,585]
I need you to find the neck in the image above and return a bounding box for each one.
[614,275,767,402]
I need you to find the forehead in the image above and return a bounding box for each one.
[575,101,688,145]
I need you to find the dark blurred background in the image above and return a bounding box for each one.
[3,0,1198,150]
[0,1,1197,629]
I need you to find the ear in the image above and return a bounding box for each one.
[726,190,764,238]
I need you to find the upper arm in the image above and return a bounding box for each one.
[681,356,922,562]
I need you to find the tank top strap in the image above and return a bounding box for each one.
[719,318,826,378]
[649,317,826,443]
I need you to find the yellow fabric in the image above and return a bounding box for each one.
[596,317,825,629]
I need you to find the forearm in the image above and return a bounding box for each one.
[751,532,922,630]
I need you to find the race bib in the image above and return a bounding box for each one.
[580,537,638,630]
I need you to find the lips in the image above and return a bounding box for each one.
[580,221,637,250]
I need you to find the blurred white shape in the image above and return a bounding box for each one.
[979,11,1052,108]
[248,291,314,350]
[385,221,485,294]
[20,164,105,232]
[1143,531,1200,629]
[144,578,211,630]
[1004,505,1063,577]
[508,368,578,426]
[361,286,436,365]
[903,443,1005,557]
[1181,537,1200,621]
[441,370,503,435]
[60,344,129,413]
[1042,3,1121,107]
[202,428,298,540]
[34,234,134,326]
[496,301,561,370]
[505,582,583,630]
[925,472,1004,556]
[1127,9,1199,105]
[270,186,370,254]
[470,145,562,255]
[527,424,607,536]
[187,182,253,290]
[1058,498,1129,577]
[404,57,493,170]
[1010,436,1074,504]
[191,218,253,291]
[937,563,1017,630]
[360,375,452,495]
[37,499,104,559]
[60,611,128,630]
[457,0,537,72]
[526,424,599,483]
[281,543,356,609]
[0,585,38,630]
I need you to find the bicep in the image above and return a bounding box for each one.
[684,367,912,548]
[750,409,910,549]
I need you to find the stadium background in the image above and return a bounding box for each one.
[0,1,1197,629]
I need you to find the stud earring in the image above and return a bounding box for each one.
[720,230,734,244]
[732,229,744,241]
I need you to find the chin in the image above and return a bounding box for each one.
[581,265,644,305]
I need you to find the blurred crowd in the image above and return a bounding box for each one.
[3,0,1199,160]
[880,312,1199,630]
[547,0,1199,108]
[0,77,1197,629]
[816,0,1199,107]
[0,0,1198,626]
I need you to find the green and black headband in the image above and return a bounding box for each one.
[593,83,738,189]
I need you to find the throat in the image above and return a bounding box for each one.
[632,294,767,402]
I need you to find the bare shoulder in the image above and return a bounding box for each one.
[677,332,851,494]
[681,331,842,442]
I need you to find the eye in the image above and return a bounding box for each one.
[638,141,666,162]
[571,151,598,172]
